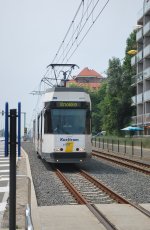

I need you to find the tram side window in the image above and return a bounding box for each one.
[44,110,52,133]
[85,110,91,134]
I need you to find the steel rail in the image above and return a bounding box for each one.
[93,150,150,169]
[55,168,118,230]
[80,169,129,204]
[92,151,150,176]
[55,168,88,204]
[80,169,150,218]
[89,155,150,218]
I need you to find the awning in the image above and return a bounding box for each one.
[121,126,144,131]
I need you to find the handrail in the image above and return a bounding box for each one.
[25,204,34,230]
[17,175,34,230]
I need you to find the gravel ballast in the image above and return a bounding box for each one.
[22,142,150,206]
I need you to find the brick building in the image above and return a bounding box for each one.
[67,67,104,90]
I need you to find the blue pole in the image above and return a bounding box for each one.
[18,102,21,157]
[5,102,9,157]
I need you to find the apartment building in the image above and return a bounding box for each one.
[131,0,150,134]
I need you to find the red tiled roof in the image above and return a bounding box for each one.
[77,67,102,78]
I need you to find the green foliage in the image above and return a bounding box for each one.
[90,83,107,133]
[68,31,136,136]
[91,30,136,135]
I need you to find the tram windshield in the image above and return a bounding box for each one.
[44,109,90,134]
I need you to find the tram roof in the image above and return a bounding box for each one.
[46,87,86,93]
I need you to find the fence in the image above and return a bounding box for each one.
[92,137,150,160]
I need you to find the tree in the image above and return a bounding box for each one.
[90,82,107,134]
[99,57,123,135]
[97,31,136,135]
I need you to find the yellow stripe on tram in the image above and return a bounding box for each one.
[65,142,74,152]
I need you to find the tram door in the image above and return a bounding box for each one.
[37,115,40,153]
[37,113,43,155]
[40,112,43,154]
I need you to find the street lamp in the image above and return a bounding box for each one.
[127,50,137,55]
[128,49,138,126]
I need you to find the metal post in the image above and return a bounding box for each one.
[5,102,9,157]
[18,102,21,157]
[118,139,119,153]
[124,140,126,155]
[132,141,134,156]
[107,139,109,152]
[140,141,143,158]
[9,109,17,230]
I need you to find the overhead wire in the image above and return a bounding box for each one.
[29,0,110,129]
[51,0,84,64]
[43,0,111,84]
[55,0,93,64]
[66,0,110,62]
[47,0,110,70]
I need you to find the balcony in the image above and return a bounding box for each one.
[136,29,143,42]
[137,2,150,23]
[131,55,136,66]
[136,50,143,62]
[131,96,137,105]
[131,116,137,125]
[144,90,150,102]
[137,93,143,104]
[143,21,150,36]
[144,113,150,124]
[131,75,136,86]
[143,67,150,80]
[137,72,143,83]
[131,72,143,86]
[144,1,150,15]
[137,115,143,125]
[143,44,150,58]
[132,114,150,125]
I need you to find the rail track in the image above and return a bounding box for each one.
[92,150,150,176]
[53,165,150,230]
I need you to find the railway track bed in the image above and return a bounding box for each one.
[21,142,150,230]
[92,150,150,175]
[23,142,150,206]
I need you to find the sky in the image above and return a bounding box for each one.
[0,0,144,134]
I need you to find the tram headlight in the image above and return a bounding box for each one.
[79,147,84,152]
[76,147,85,152]
[54,147,60,152]
[54,147,64,152]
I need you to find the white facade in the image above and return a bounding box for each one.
[131,0,150,134]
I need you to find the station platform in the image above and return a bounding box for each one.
[24,148,150,230]
[32,204,150,230]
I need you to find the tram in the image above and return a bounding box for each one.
[34,87,92,163]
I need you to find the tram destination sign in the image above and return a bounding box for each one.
[45,101,90,109]
[58,102,80,107]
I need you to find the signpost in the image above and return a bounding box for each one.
[4,102,21,230]
[9,109,17,229]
